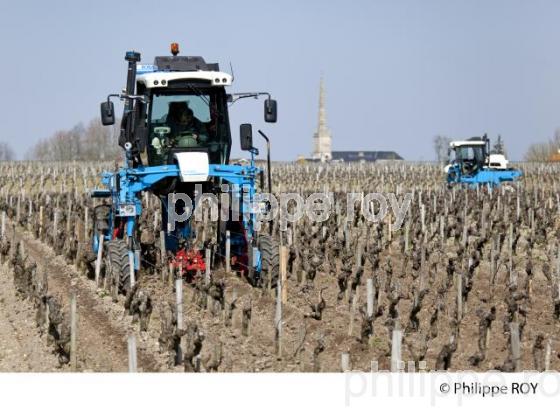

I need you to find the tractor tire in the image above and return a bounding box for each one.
[106,240,131,296]
[257,235,279,288]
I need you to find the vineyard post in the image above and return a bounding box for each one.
[70,292,77,370]
[176,278,184,364]
[205,248,211,284]
[275,278,282,357]
[168,263,174,287]
[94,235,104,287]
[341,352,351,372]
[545,339,552,371]
[509,223,513,282]
[440,215,445,248]
[66,199,72,232]
[388,218,392,242]
[128,335,137,372]
[366,278,374,319]
[404,223,410,253]
[420,205,425,234]
[205,248,212,308]
[391,328,403,372]
[53,209,59,243]
[160,230,167,282]
[280,245,288,304]
[1,211,5,238]
[16,195,20,223]
[225,230,231,273]
[28,199,33,231]
[490,245,496,284]
[456,273,463,321]
[39,206,44,239]
[84,207,89,241]
[128,252,135,289]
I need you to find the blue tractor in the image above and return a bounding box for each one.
[445,135,522,187]
[92,43,278,293]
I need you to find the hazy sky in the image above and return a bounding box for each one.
[1,0,559,161]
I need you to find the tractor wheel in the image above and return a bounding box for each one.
[106,240,131,295]
[257,235,279,288]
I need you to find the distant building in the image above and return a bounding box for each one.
[306,77,403,163]
[331,151,403,162]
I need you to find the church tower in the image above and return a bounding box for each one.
[312,77,332,161]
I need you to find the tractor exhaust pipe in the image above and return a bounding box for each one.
[258,130,272,235]
[124,51,141,107]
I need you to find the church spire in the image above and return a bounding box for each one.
[318,76,327,133]
[312,76,332,161]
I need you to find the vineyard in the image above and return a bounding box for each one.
[0,161,559,372]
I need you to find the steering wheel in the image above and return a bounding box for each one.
[174,132,199,148]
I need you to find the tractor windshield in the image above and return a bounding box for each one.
[455,145,485,164]
[452,144,485,176]
[146,88,231,166]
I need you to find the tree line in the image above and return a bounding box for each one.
[523,130,560,162]
[27,118,121,161]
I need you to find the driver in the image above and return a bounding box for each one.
[167,102,208,148]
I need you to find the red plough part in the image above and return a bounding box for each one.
[172,248,206,281]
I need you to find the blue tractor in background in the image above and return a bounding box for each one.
[445,134,522,187]
[91,43,278,293]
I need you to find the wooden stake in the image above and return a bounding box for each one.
[341,352,351,372]
[275,279,282,357]
[127,335,137,372]
[160,231,167,281]
[457,273,463,321]
[280,245,288,304]
[176,278,183,365]
[366,278,374,318]
[545,339,552,371]
[128,251,135,289]
[225,230,231,273]
[94,235,104,287]
[205,248,211,285]
[70,293,77,370]
[84,207,89,242]
[1,211,5,239]
[391,329,403,372]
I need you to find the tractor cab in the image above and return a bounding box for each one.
[447,137,488,177]
[135,56,234,168]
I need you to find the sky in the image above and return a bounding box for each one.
[0,0,559,161]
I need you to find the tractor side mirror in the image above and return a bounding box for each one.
[240,123,253,151]
[100,101,115,126]
[264,99,277,123]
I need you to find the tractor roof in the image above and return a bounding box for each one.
[449,140,486,148]
[136,55,232,89]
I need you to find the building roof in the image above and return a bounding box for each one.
[331,151,403,161]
